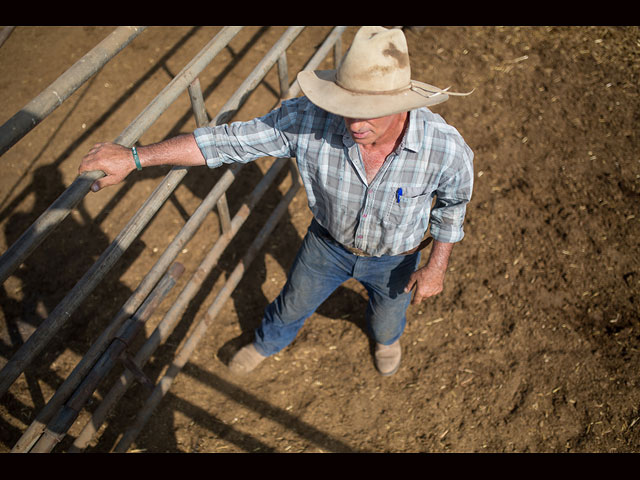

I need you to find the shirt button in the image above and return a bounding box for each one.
[362,214,367,218]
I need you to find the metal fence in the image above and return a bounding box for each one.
[0,25,347,453]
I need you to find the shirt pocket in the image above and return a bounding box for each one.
[384,187,431,226]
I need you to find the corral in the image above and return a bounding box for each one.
[1,26,639,453]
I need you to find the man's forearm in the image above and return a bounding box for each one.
[424,239,454,274]
[134,133,206,169]
[79,133,206,191]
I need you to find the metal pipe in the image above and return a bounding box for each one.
[0,26,147,157]
[28,262,184,453]
[114,178,300,453]
[188,78,231,234]
[277,53,289,99]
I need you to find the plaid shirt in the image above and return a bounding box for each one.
[194,96,473,257]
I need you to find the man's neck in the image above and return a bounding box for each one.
[358,113,409,183]
[359,112,408,155]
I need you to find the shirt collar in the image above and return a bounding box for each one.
[402,108,422,153]
[338,109,423,153]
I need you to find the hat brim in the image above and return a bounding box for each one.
[297,70,449,119]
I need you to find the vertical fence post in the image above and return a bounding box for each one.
[277,52,289,99]
[187,77,232,234]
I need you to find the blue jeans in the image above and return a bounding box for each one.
[253,219,421,356]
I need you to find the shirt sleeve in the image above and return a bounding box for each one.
[193,98,301,169]
[428,138,474,243]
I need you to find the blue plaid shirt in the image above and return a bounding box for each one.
[194,96,473,257]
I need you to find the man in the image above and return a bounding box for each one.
[79,26,474,377]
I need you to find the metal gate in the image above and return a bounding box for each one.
[0,26,347,452]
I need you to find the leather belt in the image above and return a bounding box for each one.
[342,245,373,257]
[313,220,433,257]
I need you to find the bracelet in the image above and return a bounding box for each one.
[132,146,142,171]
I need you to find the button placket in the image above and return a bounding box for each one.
[354,187,369,249]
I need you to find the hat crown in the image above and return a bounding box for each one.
[336,26,412,94]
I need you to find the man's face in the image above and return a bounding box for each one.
[344,113,407,146]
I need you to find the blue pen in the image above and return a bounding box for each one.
[396,188,403,203]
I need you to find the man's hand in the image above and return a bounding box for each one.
[404,240,453,304]
[78,134,206,192]
[78,142,136,192]
[404,265,446,304]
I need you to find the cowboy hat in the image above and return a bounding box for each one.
[297,26,472,119]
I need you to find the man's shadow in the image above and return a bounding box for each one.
[0,164,143,415]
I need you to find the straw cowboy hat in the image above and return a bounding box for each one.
[297,26,472,119]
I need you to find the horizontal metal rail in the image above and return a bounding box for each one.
[0,26,147,157]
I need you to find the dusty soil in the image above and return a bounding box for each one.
[0,26,639,453]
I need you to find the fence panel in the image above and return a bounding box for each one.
[0,25,347,453]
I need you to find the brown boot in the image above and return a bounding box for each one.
[374,340,401,376]
[228,343,267,376]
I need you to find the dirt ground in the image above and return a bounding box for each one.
[0,26,638,453]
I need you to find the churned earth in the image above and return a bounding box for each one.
[0,26,638,453]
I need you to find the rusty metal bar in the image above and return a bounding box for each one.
[29,262,184,453]
[114,175,300,453]
[0,26,147,157]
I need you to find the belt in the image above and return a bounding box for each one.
[342,245,373,257]
[313,221,433,257]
